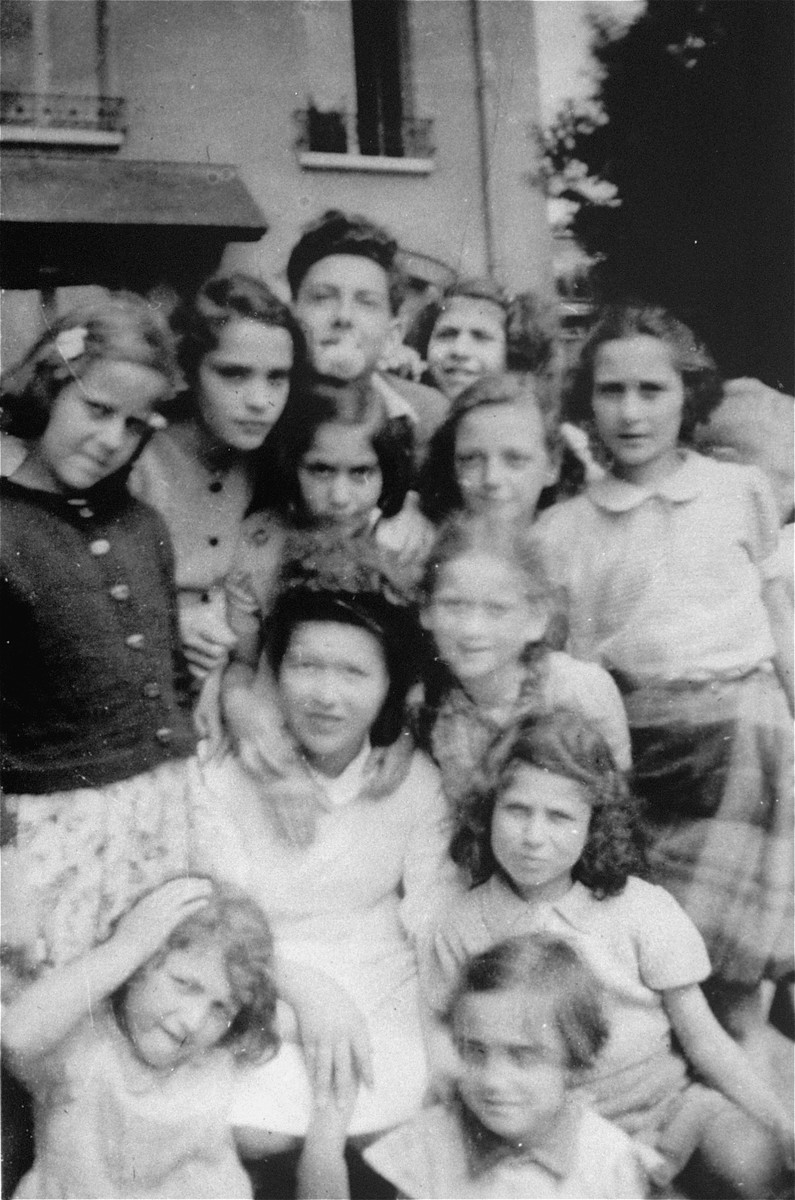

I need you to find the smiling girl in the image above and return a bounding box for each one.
[198,557,457,1163]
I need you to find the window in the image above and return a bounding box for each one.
[0,0,124,145]
[296,0,433,172]
[351,0,408,157]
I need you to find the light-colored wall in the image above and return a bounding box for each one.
[108,0,552,297]
[1,0,553,365]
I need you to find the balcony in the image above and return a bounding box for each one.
[294,108,435,175]
[0,91,126,148]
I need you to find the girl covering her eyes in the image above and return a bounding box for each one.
[537,305,793,1045]
[430,710,793,1197]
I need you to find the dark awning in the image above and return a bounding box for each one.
[0,154,267,292]
[1,154,267,234]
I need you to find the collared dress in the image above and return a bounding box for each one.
[364,1098,656,1199]
[196,742,460,1136]
[537,452,793,986]
[430,874,734,1174]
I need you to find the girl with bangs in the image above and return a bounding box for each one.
[430,710,793,1198]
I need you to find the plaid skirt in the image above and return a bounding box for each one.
[622,667,793,986]
[1,757,200,976]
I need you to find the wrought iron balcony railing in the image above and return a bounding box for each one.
[294,108,434,160]
[1,91,126,133]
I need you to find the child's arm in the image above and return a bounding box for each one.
[222,657,323,845]
[2,877,212,1069]
[663,983,793,1156]
[297,1092,356,1200]
[761,575,794,714]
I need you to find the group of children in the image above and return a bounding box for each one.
[1,208,792,1200]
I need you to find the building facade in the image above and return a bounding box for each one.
[1,0,554,360]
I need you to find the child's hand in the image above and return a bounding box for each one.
[375,492,435,567]
[180,607,238,680]
[378,343,425,382]
[293,976,374,1106]
[229,702,300,781]
[306,1078,359,1152]
[112,877,213,965]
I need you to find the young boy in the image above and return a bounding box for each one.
[287,209,448,461]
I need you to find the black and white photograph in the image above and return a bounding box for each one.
[1,1,793,1197]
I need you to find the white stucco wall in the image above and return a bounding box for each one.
[108,0,552,296]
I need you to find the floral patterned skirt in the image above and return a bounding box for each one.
[1,757,201,975]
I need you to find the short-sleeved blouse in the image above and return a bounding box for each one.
[536,452,779,683]
[431,875,711,1079]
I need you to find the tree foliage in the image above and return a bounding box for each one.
[542,1,794,389]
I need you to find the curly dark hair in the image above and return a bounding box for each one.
[265,372,413,521]
[171,271,305,394]
[115,880,279,1066]
[419,371,562,523]
[0,292,183,441]
[564,304,723,446]
[451,709,645,896]
[447,932,608,1071]
[286,209,406,314]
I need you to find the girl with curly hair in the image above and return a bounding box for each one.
[2,877,279,1197]
[537,305,793,1042]
[430,710,792,1197]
